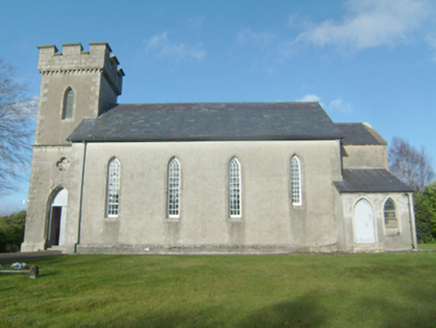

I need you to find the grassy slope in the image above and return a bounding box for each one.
[1,253,435,327]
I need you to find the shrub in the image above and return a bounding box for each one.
[0,210,26,252]
[414,183,436,243]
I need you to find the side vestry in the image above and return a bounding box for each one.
[21,43,417,255]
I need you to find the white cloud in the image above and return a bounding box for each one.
[295,0,433,51]
[187,16,205,29]
[144,32,205,62]
[237,28,277,47]
[296,94,321,102]
[425,33,436,61]
[329,98,353,113]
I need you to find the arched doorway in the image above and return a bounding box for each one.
[353,198,375,244]
[47,188,68,247]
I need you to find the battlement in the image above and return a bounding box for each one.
[37,42,125,95]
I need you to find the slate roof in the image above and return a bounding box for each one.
[333,169,413,193]
[68,102,343,142]
[336,123,386,145]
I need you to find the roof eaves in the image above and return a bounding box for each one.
[69,134,343,143]
[333,168,413,193]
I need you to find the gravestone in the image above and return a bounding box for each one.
[29,265,39,279]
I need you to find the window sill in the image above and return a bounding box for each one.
[386,229,400,236]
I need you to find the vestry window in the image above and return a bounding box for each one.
[384,198,398,230]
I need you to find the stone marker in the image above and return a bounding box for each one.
[29,265,39,279]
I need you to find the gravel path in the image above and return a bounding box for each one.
[0,251,62,262]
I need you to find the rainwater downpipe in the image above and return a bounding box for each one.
[75,141,87,253]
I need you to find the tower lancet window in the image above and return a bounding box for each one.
[62,88,75,119]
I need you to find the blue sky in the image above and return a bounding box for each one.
[1,0,435,213]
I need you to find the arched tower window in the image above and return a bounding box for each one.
[62,87,75,119]
[291,156,302,206]
[106,158,121,218]
[168,158,181,218]
[229,158,242,218]
[384,198,398,230]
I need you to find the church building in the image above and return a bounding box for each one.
[21,43,417,254]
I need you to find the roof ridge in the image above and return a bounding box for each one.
[114,101,322,106]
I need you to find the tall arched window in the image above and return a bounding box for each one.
[168,158,181,218]
[291,156,302,206]
[229,158,242,218]
[384,198,398,230]
[106,158,121,217]
[62,87,75,119]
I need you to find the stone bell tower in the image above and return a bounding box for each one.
[35,42,124,145]
[22,43,124,254]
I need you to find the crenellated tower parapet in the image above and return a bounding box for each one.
[34,42,125,145]
[37,43,124,97]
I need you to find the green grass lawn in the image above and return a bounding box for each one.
[1,253,436,327]
[419,242,436,251]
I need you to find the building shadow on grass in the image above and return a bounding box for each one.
[238,292,326,328]
[75,294,324,328]
[357,289,436,328]
[56,280,436,328]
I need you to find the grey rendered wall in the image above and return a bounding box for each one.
[339,192,415,252]
[342,145,388,169]
[76,139,343,254]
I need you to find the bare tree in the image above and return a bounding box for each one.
[0,59,37,194]
[389,136,435,193]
